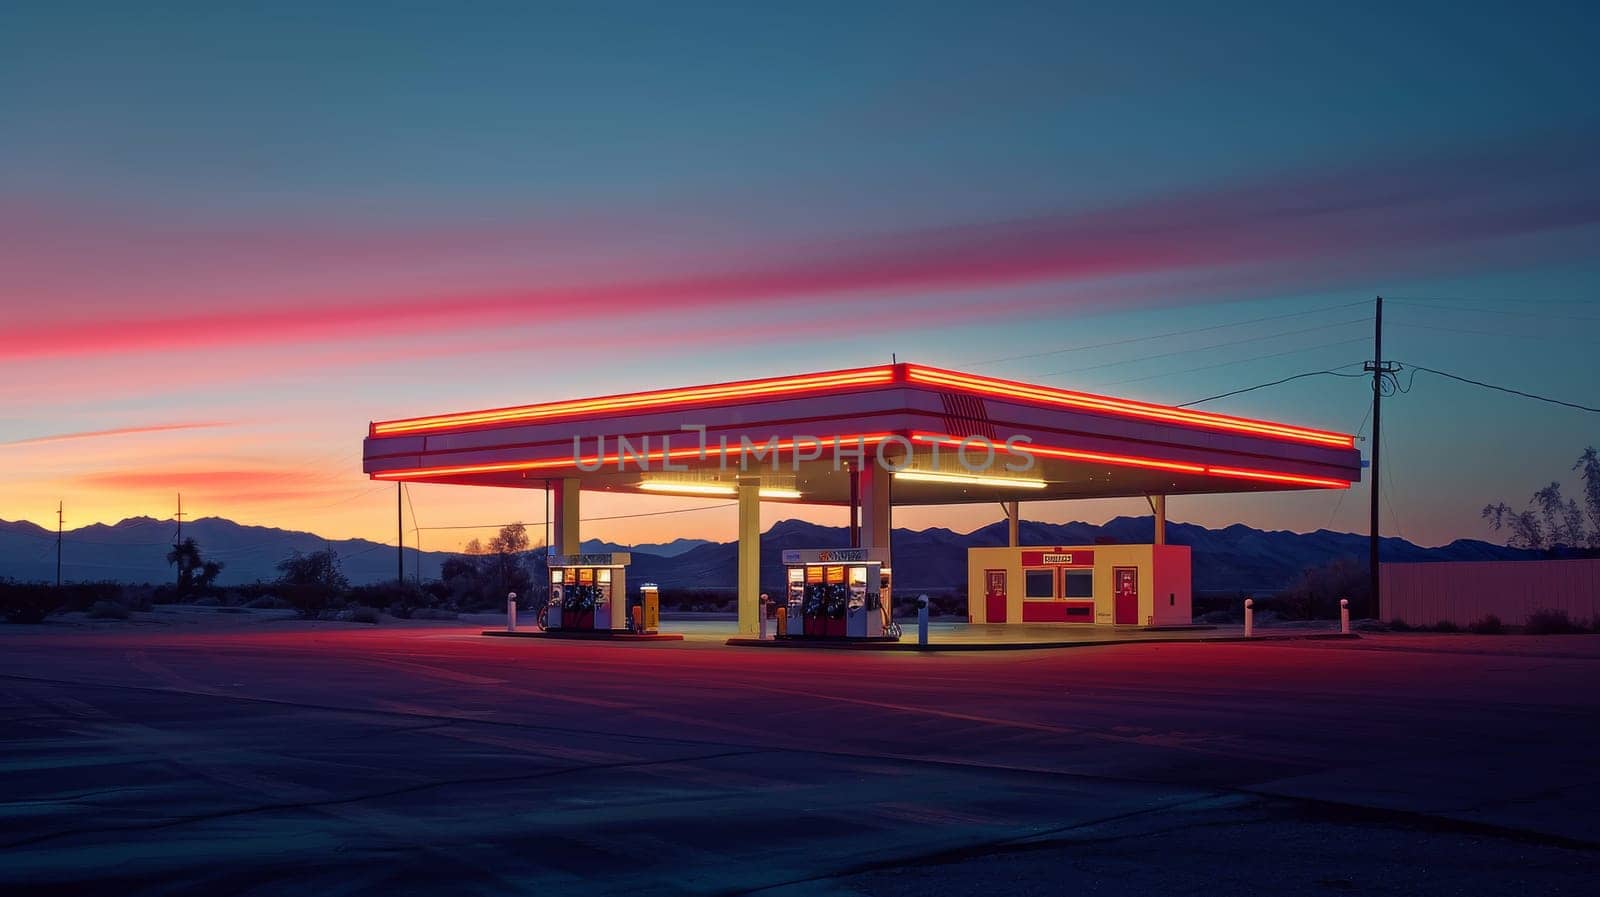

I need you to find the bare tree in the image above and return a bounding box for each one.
[1485,446,1600,552]
[1576,447,1600,548]
[1482,502,1544,550]
[485,523,531,598]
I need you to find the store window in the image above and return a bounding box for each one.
[1024,569,1055,599]
[1064,570,1094,598]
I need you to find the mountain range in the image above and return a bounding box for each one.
[0,514,1534,594]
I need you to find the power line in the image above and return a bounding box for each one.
[1383,441,1408,543]
[1388,294,1600,308]
[965,298,1371,367]
[1177,367,1368,407]
[300,484,392,510]
[1401,363,1600,413]
[1092,336,1371,387]
[404,483,420,584]
[414,501,741,532]
[1388,321,1593,342]
[1322,400,1375,531]
[1036,317,1371,378]
[1388,299,1600,324]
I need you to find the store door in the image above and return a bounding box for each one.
[985,569,1007,623]
[1113,567,1138,625]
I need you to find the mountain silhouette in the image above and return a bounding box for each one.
[1,514,1533,593]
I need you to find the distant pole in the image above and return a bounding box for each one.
[175,493,184,544]
[1364,296,1392,622]
[404,483,420,584]
[397,483,404,585]
[56,501,63,588]
[544,480,552,604]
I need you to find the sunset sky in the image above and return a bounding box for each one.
[3,2,1597,552]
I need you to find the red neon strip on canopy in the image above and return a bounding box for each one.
[910,432,1349,489]
[369,433,899,480]
[372,366,897,435]
[1204,466,1351,488]
[911,433,1207,474]
[905,365,1355,449]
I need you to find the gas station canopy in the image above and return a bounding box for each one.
[362,363,1361,502]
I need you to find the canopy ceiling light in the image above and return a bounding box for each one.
[893,469,1047,489]
[637,481,803,499]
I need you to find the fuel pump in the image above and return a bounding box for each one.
[780,548,893,639]
[784,566,804,637]
[544,552,631,632]
[638,582,660,634]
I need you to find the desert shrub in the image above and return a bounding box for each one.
[244,595,290,609]
[349,581,429,614]
[273,549,351,617]
[277,582,342,619]
[1466,614,1505,634]
[344,605,381,624]
[408,607,458,621]
[1433,620,1460,633]
[877,592,965,619]
[1192,592,1247,619]
[49,581,130,613]
[86,600,131,620]
[229,581,273,601]
[1,581,60,623]
[1524,608,1584,634]
[119,585,158,611]
[1389,618,1414,632]
[1280,557,1370,621]
[192,596,221,607]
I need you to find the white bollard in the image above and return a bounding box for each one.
[759,593,769,640]
[1243,597,1254,638]
[917,594,930,646]
[507,592,518,632]
[1340,598,1350,634]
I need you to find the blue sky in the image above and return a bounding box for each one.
[1,1,1596,547]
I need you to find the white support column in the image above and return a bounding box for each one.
[860,464,892,560]
[1005,501,1020,547]
[737,476,762,636]
[553,478,581,555]
[1151,494,1167,546]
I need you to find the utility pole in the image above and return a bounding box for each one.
[56,501,63,588]
[174,493,184,544]
[1363,296,1396,621]
[397,483,404,585]
[544,479,553,604]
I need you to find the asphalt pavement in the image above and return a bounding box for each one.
[2,616,1597,895]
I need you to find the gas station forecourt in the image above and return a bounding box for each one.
[363,363,1361,642]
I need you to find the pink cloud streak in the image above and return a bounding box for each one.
[1,421,231,447]
[4,131,1595,362]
